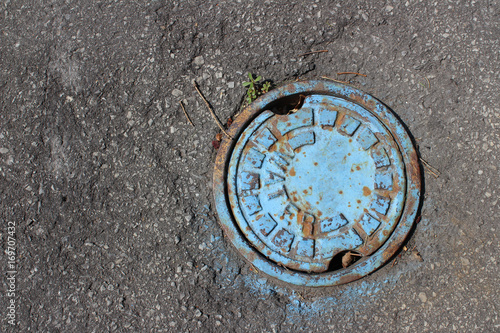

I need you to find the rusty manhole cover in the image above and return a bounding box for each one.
[213,80,421,287]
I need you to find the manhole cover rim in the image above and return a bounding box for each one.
[213,79,421,287]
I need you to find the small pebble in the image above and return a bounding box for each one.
[172,89,183,97]
[193,56,204,66]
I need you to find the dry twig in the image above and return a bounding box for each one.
[297,50,328,57]
[321,76,351,85]
[337,72,367,77]
[193,81,232,139]
[420,158,440,178]
[179,101,194,127]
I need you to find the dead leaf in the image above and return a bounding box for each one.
[212,140,221,149]
[341,251,362,268]
[412,249,424,262]
[215,133,223,141]
[226,117,233,127]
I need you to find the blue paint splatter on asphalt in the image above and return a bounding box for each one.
[241,260,422,325]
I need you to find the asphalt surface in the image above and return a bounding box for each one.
[1,1,499,332]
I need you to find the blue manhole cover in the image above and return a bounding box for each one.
[213,80,421,287]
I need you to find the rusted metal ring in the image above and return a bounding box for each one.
[213,80,421,287]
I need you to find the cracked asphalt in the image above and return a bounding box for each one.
[0,1,499,332]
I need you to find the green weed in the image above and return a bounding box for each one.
[242,73,272,104]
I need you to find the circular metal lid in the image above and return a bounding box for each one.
[213,80,421,287]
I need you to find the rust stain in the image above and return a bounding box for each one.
[356,165,361,171]
[303,224,313,236]
[284,261,303,271]
[336,112,346,125]
[363,186,371,196]
[357,200,361,204]
[273,229,290,248]
[337,273,363,285]
[339,190,343,194]
[315,81,326,92]
[349,93,376,110]
[278,114,290,122]
[303,190,308,194]
[382,240,403,261]
[304,215,314,224]
[289,167,296,176]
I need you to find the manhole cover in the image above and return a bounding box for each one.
[213,80,421,287]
